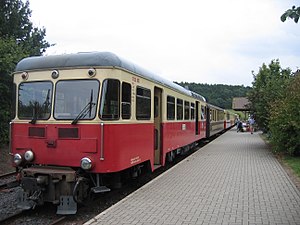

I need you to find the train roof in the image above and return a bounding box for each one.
[15,52,206,102]
[207,103,225,111]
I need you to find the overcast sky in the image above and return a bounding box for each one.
[28,0,300,86]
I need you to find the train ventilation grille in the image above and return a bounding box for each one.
[58,128,79,139]
[28,127,46,138]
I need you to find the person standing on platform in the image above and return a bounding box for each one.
[248,116,255,134]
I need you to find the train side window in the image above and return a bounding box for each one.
[167,96,175,120]
[100,79,120,120]
[136,86,151,120]
[201,106,205,120]
[191,102,195,120]
[177,99,183,120]
[184,101,190,120]
[122,82,131,119]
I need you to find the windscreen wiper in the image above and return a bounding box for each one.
[30,89,51,124]
[71,90,95,125]
[29,102,38,124]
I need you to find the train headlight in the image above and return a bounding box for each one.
[21,72,28,80]
[14,154,23,166]
[80,157,93,170]
[24,150,34,162]
[87,68,96,77]
[51,70,59,79]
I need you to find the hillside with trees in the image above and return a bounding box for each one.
[176,82,251,109]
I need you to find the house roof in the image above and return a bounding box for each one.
[232,97,250,111]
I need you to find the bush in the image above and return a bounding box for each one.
[247,60,292,132]
[269,74,300,155]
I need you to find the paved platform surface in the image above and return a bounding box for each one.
[85,130,300,225]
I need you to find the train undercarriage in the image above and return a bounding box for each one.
[16,163,147,214]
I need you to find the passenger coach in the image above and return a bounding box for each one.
[10,52,229,214]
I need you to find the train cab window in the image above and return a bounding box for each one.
[54,80,99,120]
[191,102,195,120]
[122,82,131,119]
[18,81,53,120]
[184,101,190,120]
[100,79,120,120]
[167,96,175,120]
[136,87,151,120]
[176,99,183,120]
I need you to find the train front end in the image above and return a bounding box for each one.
[10,62,107,214]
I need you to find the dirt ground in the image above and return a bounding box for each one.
[0,145,15,174]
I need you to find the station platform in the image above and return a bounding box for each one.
[85,129,300,225]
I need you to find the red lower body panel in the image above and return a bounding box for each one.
[11,120,207,173]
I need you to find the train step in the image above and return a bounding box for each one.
[91,186,111,193]
[154,165,162,170]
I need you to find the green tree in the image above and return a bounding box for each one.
[281,6,300,23]
[269,73,300,155]
[247,60,293,132]
[0,0,50,145]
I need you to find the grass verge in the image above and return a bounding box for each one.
[283,156,300,178]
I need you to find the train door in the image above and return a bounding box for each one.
[154,87,162,166]
[206,106,210,138]
[195,101,199,135]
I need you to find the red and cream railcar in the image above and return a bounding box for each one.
[10,52,210,214]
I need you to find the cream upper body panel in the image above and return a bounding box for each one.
[13,52,209,125]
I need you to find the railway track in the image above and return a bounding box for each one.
[0,171,18,192]
[0,171,17,179]
[0,210,24,224]
[0,209,67,225]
